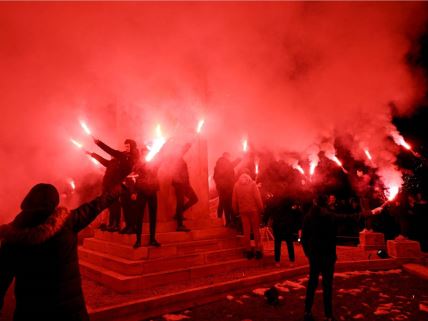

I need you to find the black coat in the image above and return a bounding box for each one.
[301,205,359,262]
[91,140,134,191]
[0,194,115,321]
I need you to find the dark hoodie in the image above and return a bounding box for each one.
[0,184,117,321]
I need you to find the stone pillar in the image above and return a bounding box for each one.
[359,231,386,251]
[156,137,209,222]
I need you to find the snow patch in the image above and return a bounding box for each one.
[252,288,270,296]
[162,314,190,321]
[353,314,364,319]
[226,295,234,301]
[281,280,305,290]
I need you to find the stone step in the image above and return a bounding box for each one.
[80,257,262,293]
[82,236,243,260]
[78,247,245,276]
[139,218,223,233]
[93,227,234,246]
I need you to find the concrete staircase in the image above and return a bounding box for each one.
[78,218,254,293]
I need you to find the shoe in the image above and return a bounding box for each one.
[98,223,107,231]
[149,240,161,247]
[304,312,315,321]
[176,225,191,232]
[254,251,263,260]
[244,250,254,260]
[133,240,141,249]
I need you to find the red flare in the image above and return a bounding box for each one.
[70,138,83,149]
[146,124,166,162]
[293,164,305,175]
[364,148,372,161]
[196,119,205,133]
[69,180,76,190]
[242,139,248,153]
[79,120,92,136]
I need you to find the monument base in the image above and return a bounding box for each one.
[359,230,385,251]
[387,237,422,259]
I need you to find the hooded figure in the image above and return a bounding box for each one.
[232,169,264,259]
[0,183,118,321]
[89,138,138,231]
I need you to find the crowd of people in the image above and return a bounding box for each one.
[0,137,427,321]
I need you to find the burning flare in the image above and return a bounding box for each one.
[309,161,317,176]
[293,163,305,175]
[242,139,248,153]
[69,180,76,191]
[145,124,166,162]
[385,184,399,201]
[255,160,259,175]
[79,120,92,136]
[391,132,411,150]
[70,138,83,149]
[364,148,372,161]
[196,119,205,133]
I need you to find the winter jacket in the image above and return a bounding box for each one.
[0,194,116,321]
[232,173,263,215]
[213,156,238,190]
[134,161,160,196]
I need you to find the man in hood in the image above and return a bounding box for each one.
[0,183,119,321]
[89,137,139,232]
[232,168,264,259]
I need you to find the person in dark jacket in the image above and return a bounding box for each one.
[263,196,301,267]
[0,183,119,321]
[213,152,240,227]
[133,146,162,248]
[89,138,139,232]
[301,195,367,321]
[172,143,198,232]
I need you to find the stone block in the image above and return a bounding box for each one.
[387,239,422,259]
[359,231,385,250]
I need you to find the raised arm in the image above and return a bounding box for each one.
[89,152,110,167]
[69,192,119,232]
[94,138,122,158]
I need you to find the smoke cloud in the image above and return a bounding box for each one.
[1,2,427,222]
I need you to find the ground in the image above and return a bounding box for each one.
[147,269,428,321]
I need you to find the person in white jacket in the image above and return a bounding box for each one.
[232,168,264,259]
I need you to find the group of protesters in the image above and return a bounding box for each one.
[1,138,427,321]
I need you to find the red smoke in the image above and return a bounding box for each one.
[0,2,427,222]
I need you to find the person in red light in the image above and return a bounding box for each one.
[133,146,163,248]
[172,143,198,232]
[88,138,139,232]
[232,168,264,260]
[213,152,241,227]
[0,183,121,321]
